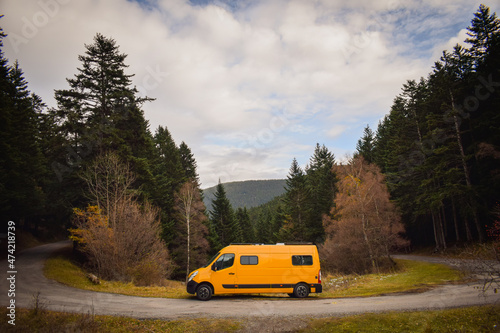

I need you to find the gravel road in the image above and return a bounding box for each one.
[1,241,499,320]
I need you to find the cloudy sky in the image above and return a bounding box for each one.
[2,0,498,188]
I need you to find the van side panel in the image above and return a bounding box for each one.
[190,244,322,297]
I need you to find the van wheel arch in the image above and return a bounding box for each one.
[196,283,214,301]
[293,283,310,298]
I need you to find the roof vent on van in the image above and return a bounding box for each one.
[276,243,285,245]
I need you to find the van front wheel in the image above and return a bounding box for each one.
[293,283,309,298]
[196,284,212,301]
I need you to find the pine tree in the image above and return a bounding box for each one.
[149,125,184,245]
[305,144,337,242]
[373,94,429,246]
[465,4,500,69]
[400,78,428,144]
[281,158,310,241]
[465,6,500,230]
[54,33,154,173]
[0,24,46,228]
[355,125,375,163]
[236,207,255,243]
[210,182,240,248]
[271,204,286,242]
[255,208,273,243]
[436,45,483,242]
[179,141,199,182]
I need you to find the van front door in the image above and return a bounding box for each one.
[211,253,236,293]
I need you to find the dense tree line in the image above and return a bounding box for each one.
[0,28,207,281]
[0,22,48,233]
[356,5,500,250]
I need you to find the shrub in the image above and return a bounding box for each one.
[70,199,173,285]
[70,153,173,285]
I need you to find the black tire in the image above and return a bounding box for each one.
[196,284,212,301]
[293,283,309,298]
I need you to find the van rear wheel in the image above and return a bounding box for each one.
[293,283,309,298]
[196,284,212,301]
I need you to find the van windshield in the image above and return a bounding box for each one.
[203,252,220,268]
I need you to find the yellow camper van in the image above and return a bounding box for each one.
[186,243,322,301]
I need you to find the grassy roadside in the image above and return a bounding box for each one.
[0,308,241,332]
[44,247,188,299]
[301,305,500,332]
[44,246,462,299]
[321,259,462,298]
[2,305,499,332]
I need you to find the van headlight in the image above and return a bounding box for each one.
[188,271,198,282]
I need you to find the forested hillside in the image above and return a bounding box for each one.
[202,179,286,210]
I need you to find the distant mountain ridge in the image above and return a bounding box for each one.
[202,179,287,210]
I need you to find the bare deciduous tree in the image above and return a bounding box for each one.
[80,152,135,229]
[174,180,209,281]
[70,153,173,285]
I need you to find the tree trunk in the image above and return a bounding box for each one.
[451,199,460,242]
[450,91,484,242]
[440,205,448,239]
[431,213,444,251]
[184,187,193,282]
[438,210,447,250]
[361,213,377,273]
[186,214,190,282]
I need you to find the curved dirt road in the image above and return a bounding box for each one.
[1,241,499,320]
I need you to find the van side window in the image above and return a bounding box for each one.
[292,255,313,266]
[214,253,235,270]
[240,255,258,265]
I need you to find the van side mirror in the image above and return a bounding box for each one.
[211,263,217,271]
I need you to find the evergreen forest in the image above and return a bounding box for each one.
[1,5,499,280]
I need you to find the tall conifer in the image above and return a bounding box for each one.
[305,144,337,242]
[0,26,46,226]
[54,33,154,173]
[209,182,240,248]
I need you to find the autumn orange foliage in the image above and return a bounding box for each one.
[70,206,114,278]
[70,200,172,285]
[321,156,409,274]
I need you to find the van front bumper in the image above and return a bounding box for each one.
[187,280,199,294]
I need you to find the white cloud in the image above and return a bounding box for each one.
[2,0,496,187]
[327,125,348,139]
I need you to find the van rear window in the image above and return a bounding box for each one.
[292,255,313,266]
[240,255,258,265]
